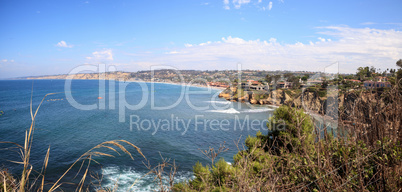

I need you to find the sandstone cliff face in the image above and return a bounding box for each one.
[27,72,132,80]
[219,87,386,121]
[219,87,332,116]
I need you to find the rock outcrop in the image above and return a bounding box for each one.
[219,87,334,116]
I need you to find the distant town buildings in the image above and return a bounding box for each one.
[240,80,268,91]
[363,81,391,89]
[306,80,323,85]
[344,79,361,83]
[207,82,229,88]
[277,81,293,89]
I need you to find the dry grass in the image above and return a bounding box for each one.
[173,85,402,191]
[0,92,146,192]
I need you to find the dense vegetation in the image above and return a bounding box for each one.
[174,87,402,191]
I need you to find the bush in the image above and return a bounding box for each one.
[175,98,402,191]
[318,90,327,97]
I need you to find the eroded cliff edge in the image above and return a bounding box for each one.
[218,86,372,120]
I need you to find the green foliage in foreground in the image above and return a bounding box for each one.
[174,105,402,191]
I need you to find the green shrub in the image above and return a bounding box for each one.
[318,90,327,97]
[176,104,402,191]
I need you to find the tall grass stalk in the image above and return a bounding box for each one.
[1,91,146,191]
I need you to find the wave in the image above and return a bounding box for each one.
[205,100,232,105]
[101,166,193,192]
[206,108,240,114]
[242,108,274,113]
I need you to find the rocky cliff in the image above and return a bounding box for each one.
[219,86,390,121]
[219,87,343,118]
[26,72,132,80]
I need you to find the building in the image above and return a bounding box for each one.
[363,81,391,89]
[241,80,268,91]
[207,82,229,88]
[344,79,361,83]
[247,80,260,85]
[277,81,293,89]
[376,76,388,82]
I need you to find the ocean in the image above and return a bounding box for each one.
[0,79,274,191]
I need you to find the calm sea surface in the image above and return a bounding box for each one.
[0,80,274,191]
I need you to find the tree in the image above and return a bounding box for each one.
[356,66,371,80]
[365,66,371,78]
[301,75,309,82]
[370,66,376,74]
[273,74,281,85]
[390,69,396,75]
[265,74,272,83]
[397,59,402,68]
[288,76,300,89]
[396,59,402,85]
[284,73,293,80]
[397,69,402,81]
[268,105,314,154]
[321,80,328,89]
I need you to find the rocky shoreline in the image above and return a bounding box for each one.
[218,86,346,120]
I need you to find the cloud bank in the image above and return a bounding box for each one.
[127,26,402,73]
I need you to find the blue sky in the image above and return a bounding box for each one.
[0,0,401,78]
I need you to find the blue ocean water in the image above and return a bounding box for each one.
[0,80,274,191]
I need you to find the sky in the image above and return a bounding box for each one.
[0,0,402,78]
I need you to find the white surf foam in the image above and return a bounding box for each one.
[207,108,240,114]
[242,108,274,113]
[100,166,193,192]
[205,100,232,105]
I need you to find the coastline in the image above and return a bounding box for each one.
[120,79,227,91]
[13,78,227,91]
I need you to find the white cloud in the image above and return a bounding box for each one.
[166,51,180,54]
[361,22,376,25]
[224,0,275,10]
[86,49,113,61]
[222,0,251,9]
[261,1,272,11]
[233,0,251,9]
[199,41,212,46]
[56,40,73,48]
[127,26,402,74]
[0,59,14,63]
[222,36,248,44]
[223,0,230,9]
